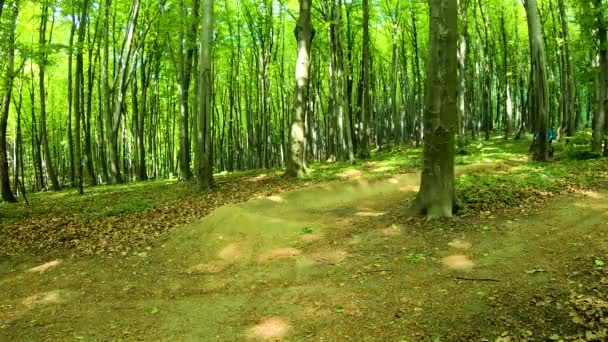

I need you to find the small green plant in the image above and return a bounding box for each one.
[405,253,426,264]
[335,305,345,313]
[594,257,605,267]
[301,226,315,235]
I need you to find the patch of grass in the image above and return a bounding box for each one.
[300,226,315,235]
[405,253,426,264]
[457,157,608,213]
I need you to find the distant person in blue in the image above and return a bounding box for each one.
[548,127,556,144]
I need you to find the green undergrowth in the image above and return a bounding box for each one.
[1,135,601,225]
[457,157,608,214]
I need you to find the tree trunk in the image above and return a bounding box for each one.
[67,17,76,187]
[73,0,89,194]
[413,0,457,219]
[592,0,607,153]
[358,0,371,158]
[287,0,314,178]
[457,0,468,146]
[525,0,550,161]
[0,0,18,203]
[198,0,214,190]
[39,3,60,191]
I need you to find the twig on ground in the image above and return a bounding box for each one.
[452,276,500,282]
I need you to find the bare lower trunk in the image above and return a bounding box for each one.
[287,0,314,178]
[413,0,457,219]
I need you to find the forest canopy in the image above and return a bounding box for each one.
[0,0,605,204]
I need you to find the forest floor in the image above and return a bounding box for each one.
[1,136,608,341]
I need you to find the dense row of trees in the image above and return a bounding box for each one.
[0,0,607,217]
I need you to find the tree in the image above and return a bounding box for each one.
[592,0,607,153]
[197,0,214,190]
[0,0,18,203]
[358,0,372,159]
[525,0,550,161]
[39,0,61,191]
[286,0,314,178]
[413,0,457,219]
[73,0,90,194]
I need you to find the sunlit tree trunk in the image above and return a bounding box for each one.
[457,0,468,146]
[287,0,314,178]
[413,0,457,219]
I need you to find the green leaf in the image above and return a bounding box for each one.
[335,305,345,313]
[594,258,605,267]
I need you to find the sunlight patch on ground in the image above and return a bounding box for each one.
[246,317,290,340]
[380,224,401,237]
[574,201,608,211]
[577,190,604,199]
[399,185,420,193]
[355,211,386,217]
[218,243,243,262]
[299,233,322,243]
[258,247,302,263]
[442,255,475,271]
[26,260,61,273]
[448,240,472,250]
[372,166,395,173]
[266,195,285,203]
[387,177,401,184]
[22,290,63,308]
[339,169,363,179]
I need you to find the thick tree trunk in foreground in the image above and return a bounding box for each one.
[413,0,457,219]
[0,0,18,203]
[197,0,214,190]
[593,0,607,153]
[286,0,314,178]
[525,0,549,161]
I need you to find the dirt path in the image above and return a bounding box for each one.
[1,172,607,341]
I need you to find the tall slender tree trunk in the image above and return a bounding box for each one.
[358,0,372,158]
[67,17,76,187]
[457,0,468,147]
[73,0,89,194]
[558,0,576,136]
[287,0,314,178]
[198,0,214,190]
[0,0,18,203]
[39,2,60,191]
[525,0,550,161]
[413,0,457,219]
[592,0,607,152]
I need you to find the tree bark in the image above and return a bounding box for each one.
[413,0,457,219]
[358,0,372,158]
[457,0,468,146]
[525,0,550,161]
[198,0,214,190]
[39,3,60,191]
[592,0,607,153]
[73,0,89,194]
[0,0,18,203]
[287,0,314,178]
